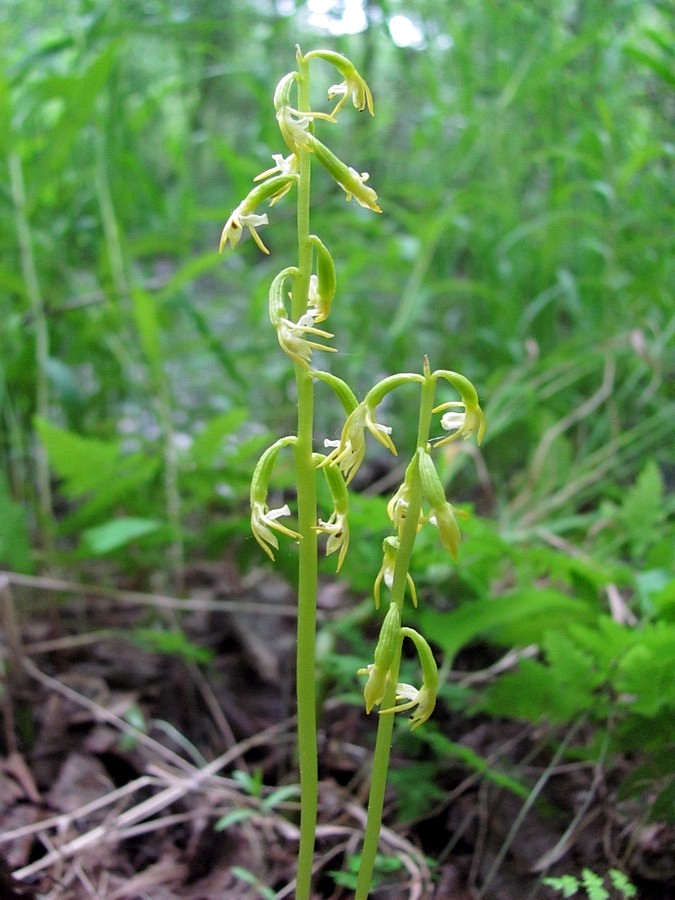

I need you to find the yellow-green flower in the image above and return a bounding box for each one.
[307,135,381,213]
[277,315,337,368]
[219,206,270,255]
[304,49,374,117]
[324,401,395,484]
[251,501,301,561]
[358,603,402,712]
[383,681,436,731]
[315,509,349,571]
[373,536,417,609]
[219,174,297,254]
[379,627,439,730]
[433,371,486,446]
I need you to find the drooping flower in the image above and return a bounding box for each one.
[382,680,436,731]
[316,456,350,571]
[219,207,270,255]
[251,501,301,561]
[327,75,374,118]
[276,316,336,368]
[323,400,395,484]
[219,174,297,255]
[379,626,439,731]
[433,371,486,446]
[373,536,417,609]
[249,436,298,560]
[417,447,466,559]
[315,509,349,571]
[323,405,367,484]
[304,49,375,117]
[428,502,465,560]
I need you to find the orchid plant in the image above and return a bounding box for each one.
[219,47,486,900]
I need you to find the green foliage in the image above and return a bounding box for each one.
[543,867,637,899]
[0,3,672,891]
[130,627,214,664]
[330,853,403,891]
[0,470,33,571]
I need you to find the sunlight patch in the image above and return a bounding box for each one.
[307,0,367,35]
[388,14,426,50]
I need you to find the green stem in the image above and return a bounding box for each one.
[356,360,436,900]
[9,152,53,555]
[293,52,319,900]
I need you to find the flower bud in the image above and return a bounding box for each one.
[307,134,381,213]
[358,603,402,712]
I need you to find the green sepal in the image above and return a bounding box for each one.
[364,372,424,410]
[241,174,299,213]
[373,603,402,671]
[312,370,359,416]
[320,456,349,516]
[308,234,337,322]
[250,436,297,505]
[274,71,299,111]
[268,266,298,326]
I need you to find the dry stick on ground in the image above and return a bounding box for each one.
[1,570,299,618]
[4,569,298,767]
[10,696,297,883]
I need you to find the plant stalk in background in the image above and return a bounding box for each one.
[220,47,485,900]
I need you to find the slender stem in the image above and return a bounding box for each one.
[356,360,436,900]
[9,152,53,553]
[293,52,319,900]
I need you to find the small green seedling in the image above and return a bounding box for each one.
[543,867,637,899]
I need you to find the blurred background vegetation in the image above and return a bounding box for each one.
[2,0,672,576]
[1,0,674,889]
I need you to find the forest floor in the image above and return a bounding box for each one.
[1,566,673,900]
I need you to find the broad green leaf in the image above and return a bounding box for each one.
[35,416,121,497]
[82,517,161,554]
[418,588,594,665]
